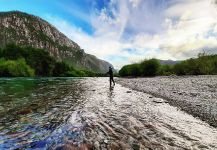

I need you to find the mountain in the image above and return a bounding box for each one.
[0,11,112,73]
[159,60,180,65]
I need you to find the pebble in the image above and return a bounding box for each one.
[110,142,120,149]
[153,98,165,103]
[94,141,100,150]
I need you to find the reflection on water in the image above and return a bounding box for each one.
[0,77,217,149]
[0,77,87,149]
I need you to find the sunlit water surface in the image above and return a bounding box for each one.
[0,77,217,150]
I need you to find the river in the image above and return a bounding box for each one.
[0,77,217,149]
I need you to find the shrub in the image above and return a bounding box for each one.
[158,65,174,76]
[0,58,35,77]
[173,62,187,75]
[173,54,217,75]
[66,70,83,77]
[82,70,96,77]
[140,59,160,76]
[197,55,216,75]
[119,54,217,77]
[1,44,56,76]
[119,64,140,77]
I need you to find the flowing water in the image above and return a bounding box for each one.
[0,77,217,150]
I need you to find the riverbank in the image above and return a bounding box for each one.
[116,75,217,127]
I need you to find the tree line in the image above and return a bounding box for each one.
[0,44,103,77]
[119,53,217,77]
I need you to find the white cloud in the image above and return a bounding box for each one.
[48,0,217,69]
[129,0,142,8]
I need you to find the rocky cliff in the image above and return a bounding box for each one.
[0,11,112,73]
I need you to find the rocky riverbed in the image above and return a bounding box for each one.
[117,75,217,127]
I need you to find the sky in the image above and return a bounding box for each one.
[0,0,217,68]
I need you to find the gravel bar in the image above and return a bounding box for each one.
[116,75,217,127]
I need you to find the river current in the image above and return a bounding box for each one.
[0,77,217,149]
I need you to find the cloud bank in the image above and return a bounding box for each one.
[47,0,217,69]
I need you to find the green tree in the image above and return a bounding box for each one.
[119,65,130,77]
[140,59,160,76]
[129,64,140,76]
[53,61,70,76]
[0,44,108,77]
[158,65,174,76]
[0,47,2,58]
[22,47,55,76]
[2,43,25,60]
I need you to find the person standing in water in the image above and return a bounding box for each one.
[107,66,115,86]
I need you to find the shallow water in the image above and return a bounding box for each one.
[0,77,217,149]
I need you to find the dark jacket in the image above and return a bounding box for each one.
[107,68,113,77]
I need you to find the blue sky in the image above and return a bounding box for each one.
[0,0,217,68]
[0,0,94,33]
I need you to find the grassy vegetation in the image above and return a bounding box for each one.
[0,44,102,77]
[0,58,34,77]
[119,54,217,77]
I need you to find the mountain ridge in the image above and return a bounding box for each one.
[0,11,112,73]
[159,59,181,65]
